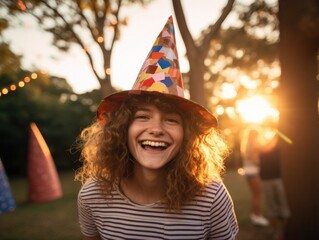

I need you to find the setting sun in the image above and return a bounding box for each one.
[236,95,279,123]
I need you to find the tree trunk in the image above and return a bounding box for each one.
[278,0,319,239]
[100,74,114,97]
[172,0,234,108]
[188,55,207,106]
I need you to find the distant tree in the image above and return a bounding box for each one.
[0,17,21,74]
[278,0,319,239]
[202,1,279,167]
[173,0,279,109]
[0,0,150,97]
[0,42,22,75]
[205,18,279,117]
[173,0,279,168]
[0,19,95,174]
[172,0,235,106]
[0,69,96,175]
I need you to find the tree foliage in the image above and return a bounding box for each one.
[173,0,280,167]
[173,0,235,107]
[173,0,279,109]
[0,0,150,97]
[0,16,22,75]
[206,1,279,113]
[0,41,98,175]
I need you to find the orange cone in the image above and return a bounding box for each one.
[27,122,62,203]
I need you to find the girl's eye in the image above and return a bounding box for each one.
[165,116,182,125]
[166,118,178,123]
[134,114,149,120]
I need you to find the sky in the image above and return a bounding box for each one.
[4,0,253,94]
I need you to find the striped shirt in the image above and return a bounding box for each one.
[78,180,238,239]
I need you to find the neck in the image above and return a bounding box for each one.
[121,166,166,205]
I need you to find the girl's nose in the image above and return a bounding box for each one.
[147,120,164,136]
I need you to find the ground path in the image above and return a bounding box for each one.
[237,222,274,240]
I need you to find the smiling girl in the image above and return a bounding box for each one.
[75,17,238,240]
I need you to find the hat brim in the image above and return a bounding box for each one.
[97,90,218,128]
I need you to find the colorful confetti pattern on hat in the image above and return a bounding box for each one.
[132,16,184,98]
[97,16,218,127]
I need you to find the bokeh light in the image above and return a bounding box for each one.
[236,95,279,123]
[239,75,258,89]
[220,82,237,99]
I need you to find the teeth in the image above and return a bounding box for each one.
[141,141,168,147]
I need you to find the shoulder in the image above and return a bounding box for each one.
[78,180,123,204]
[78,179,103,202]
[203,182,239,237]
[204,181,229,199]
[203,181,235,211]
[79,179,100,192]
[190,181,232,209]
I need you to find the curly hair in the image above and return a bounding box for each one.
[75,94,230,211]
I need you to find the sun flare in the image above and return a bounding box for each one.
[236,95,279,123]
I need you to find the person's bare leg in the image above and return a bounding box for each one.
[248,176,269,226]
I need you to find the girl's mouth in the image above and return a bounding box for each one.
[140,140,169,150]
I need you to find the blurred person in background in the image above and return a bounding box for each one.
[259,125,291,240]
[240,127,269,227]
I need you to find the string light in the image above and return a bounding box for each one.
[105,67,111,75]
[17,0,27,11]
[97,36,104,43]
[2,88,8,95]
[10,85,16,91]
[0,72,37,98]
[31,73,38,79]
[18,81,25,87]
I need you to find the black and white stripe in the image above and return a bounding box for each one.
[78,180,238,239]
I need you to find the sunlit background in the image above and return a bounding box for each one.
[0,0,283,171]
[1,2,318,239]
[2,0,243,94]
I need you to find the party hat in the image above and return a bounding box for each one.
[0,158,16,214]
[97,16,217,127]
[27,122,63,203]
[131,15,183,96]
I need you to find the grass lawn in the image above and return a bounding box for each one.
[0,168,259,239]
[223,168,254,225]
[0,171,82,240]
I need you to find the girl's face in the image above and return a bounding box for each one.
[128,104,184,172]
